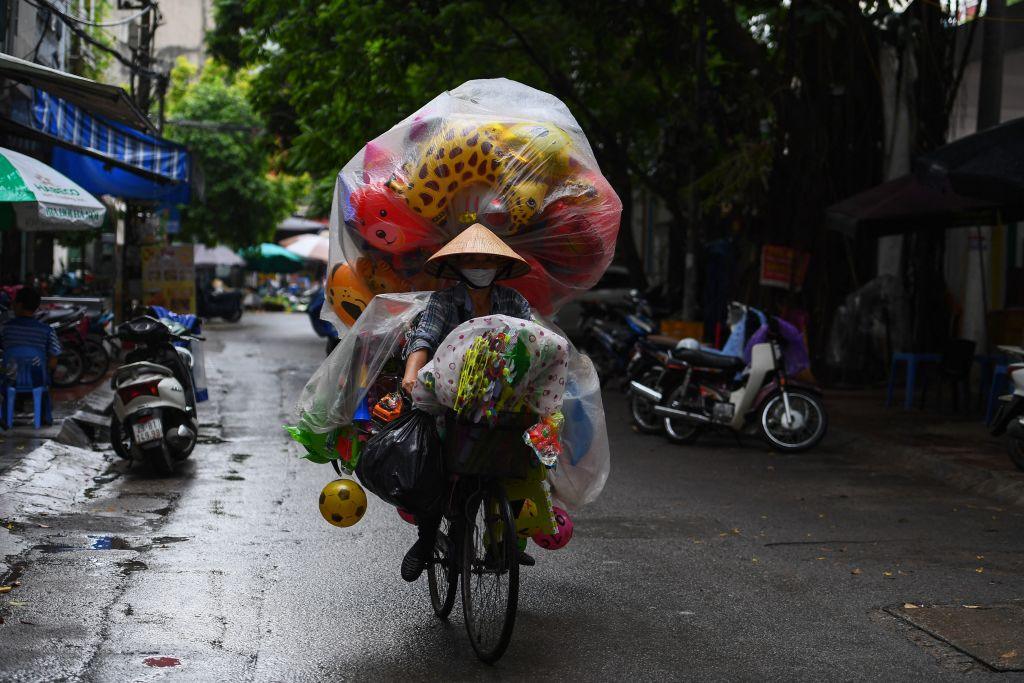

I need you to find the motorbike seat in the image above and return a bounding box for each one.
[670,348,745,371]
[645,334,682,349]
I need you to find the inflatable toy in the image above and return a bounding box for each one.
[515,498,541,538]
[326,262,373,326]
[532,505,574,550]
[355,257,410,295]
[320,79,622,328]
[349,182,438,253]
[319,479,368,527]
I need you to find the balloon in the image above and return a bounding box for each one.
[326,262,373,326]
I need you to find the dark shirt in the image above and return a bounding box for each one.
[408,283,531,356]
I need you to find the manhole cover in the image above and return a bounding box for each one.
[888,603,1024,671]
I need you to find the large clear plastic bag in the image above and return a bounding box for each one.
[295,292,429,433]
[413,314,571,420]
[321,78,622,329]
[547,353,610,509]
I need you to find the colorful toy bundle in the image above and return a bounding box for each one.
[412,315,570,421]
[321,78,621,328]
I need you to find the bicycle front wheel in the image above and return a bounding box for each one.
[428,517,458,619]
[461,484,519,664]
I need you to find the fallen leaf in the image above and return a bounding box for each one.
[8,600,26,606]
[0,586,12,594]
[976,555,984,560]
[1000,650,1017,660]
[975,567,985,574]
[818,513,825,518]
[816,556,826,560]
[37,523,49,529]
[751,557,759,563]
[963,604,980,609]
[903,603,920,609]
[851,568,862,575]
[883,571,895,578]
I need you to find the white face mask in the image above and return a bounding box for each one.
[460,268,497,288]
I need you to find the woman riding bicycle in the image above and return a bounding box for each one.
[399,222,533,582]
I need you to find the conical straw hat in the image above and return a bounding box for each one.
[424,223,531,280]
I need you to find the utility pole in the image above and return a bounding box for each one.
[122,0,157,116]
[682,15,706,320]
[977,0,1005,131]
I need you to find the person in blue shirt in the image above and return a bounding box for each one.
[1,287,62,375]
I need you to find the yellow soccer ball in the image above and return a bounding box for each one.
[318,479,367,528]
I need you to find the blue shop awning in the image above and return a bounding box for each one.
[32,90,189,184]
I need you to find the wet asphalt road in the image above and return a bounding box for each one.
[1,312,1023,681]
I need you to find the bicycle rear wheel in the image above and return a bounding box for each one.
[428,517,458,619]
[461,484,519,664]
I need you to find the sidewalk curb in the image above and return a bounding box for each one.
[837,428,1024,509]
[1,382,115,523]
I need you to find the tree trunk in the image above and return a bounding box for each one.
[608,168,646,288]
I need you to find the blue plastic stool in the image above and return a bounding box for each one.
[3,346,53,429]
[984,364,1009,425]
[887,352,941,410]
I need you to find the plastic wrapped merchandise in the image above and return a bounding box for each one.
[547,353,610,509]
[321,78,622,330]
[295,292,430,434]
[413,314,571,421]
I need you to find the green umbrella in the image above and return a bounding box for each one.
[0,146,106,231]
[238,243,306,273]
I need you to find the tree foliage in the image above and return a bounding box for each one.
[164,58,299,248]
[207,0,965,312]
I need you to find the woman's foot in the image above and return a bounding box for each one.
[401,541,429,582]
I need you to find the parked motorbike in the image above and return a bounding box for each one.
[110,315,202,473]
[989,345,1024,471]
[37,304,109,386]
[579,290,657,385]
[630,318,828,452]
[197,286,244,322]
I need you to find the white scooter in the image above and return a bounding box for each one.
[111,315,201,473]
[989,345,1024,471]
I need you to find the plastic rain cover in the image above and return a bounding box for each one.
[320,78,621,329]
[295,292,429,433]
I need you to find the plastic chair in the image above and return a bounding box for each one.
[886,352,941,410]
[919,339,977,413]
[3,346,53,429]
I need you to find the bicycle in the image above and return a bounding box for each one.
[426,410,536,664]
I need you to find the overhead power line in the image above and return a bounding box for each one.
[49,1,158,27]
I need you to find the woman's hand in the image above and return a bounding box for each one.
[402,349,429,396]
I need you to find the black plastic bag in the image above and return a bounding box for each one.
[356,409,444,516]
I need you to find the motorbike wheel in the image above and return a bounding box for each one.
[51,348,85,387]
[224,307,243,323]
[143,442,176,475]
[78,339,110,384]
[663,385,704,445]
[760,391,828,453]
[109,417,131,460]
[630,372,663,434]
[1008,438,1024,471]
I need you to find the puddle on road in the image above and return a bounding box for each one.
[220,474,245,481]
[229,453,252,463]
[117,559,148,575]
[152,536,189,545]
[91,536,132,550]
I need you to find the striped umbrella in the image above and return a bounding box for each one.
[0,147,105,231]
[281,232,329,262]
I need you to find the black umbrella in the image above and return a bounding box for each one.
[915,116,1024,207]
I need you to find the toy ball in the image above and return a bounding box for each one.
[532,506,574,550]
[515,498,541,538]
[396,507,416,525]
[318,479,367,528]
[326,262,373,327]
